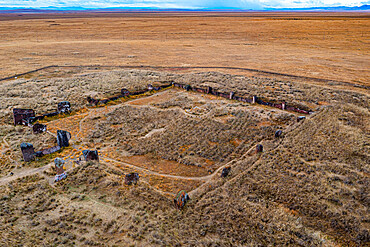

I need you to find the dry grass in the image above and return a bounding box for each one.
[0,12,369,85]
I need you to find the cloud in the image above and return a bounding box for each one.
[0,0,368,9]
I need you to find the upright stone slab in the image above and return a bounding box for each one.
[58,101,71,114]
[229,92,235,100]
[20,143,35,162]
[207,86,213,94]
[54,157,67,182]
[282,102,286,110]
[57,130,71,148]
[82,150,99,161]
[256,144,263,153]
[13,109,35,126]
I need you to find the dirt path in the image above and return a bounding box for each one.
[0,163,52,186]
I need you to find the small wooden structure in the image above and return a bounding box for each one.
[124,173,139,185]
[20,142,35,162]
[82,150,99,161]
[174,190,190,210]
[13,109,35,126]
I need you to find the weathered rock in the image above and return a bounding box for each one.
[34,151,44,157]
[32,123,47,134]
[124,173,139,185]
[121,88,130,96]
[82,150,99,161]
[20,143,35,162]
[57,130,71,148]
[58,101,71,114]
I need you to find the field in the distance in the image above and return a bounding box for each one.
[0,11,369,85]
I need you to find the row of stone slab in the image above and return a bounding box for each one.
[86,83,173,106]
[172,83,312,115]
[13,101,71,126]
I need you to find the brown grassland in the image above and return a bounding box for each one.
[0,11,369,246]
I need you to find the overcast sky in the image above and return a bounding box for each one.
[0,0,369,9]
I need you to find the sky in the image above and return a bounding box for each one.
[0,0,369,9]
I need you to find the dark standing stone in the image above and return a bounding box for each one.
[58,101,71,114]
[13,109,35,126]
[57,130,71,148]
[20,143,35,162]
[32,123,47,134]
[275,130,283,138]
[256,144,263,153]
[82,150,99,161]
[124,173,139,185]
[221,167,231,178]
[207,86,213,94]
[185,85,191,91]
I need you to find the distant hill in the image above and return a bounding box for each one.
[0,5,369,13]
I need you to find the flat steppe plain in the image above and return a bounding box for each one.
[0,11,369,246]
[0,11,369,85]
